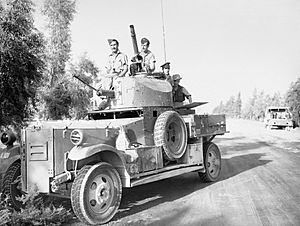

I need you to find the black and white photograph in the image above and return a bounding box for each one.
[0,0,299,225]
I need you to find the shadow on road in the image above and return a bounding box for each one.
[220,153,271,180]
[215,136,247,142]
[110,152,271,223]
[219,140,275,155]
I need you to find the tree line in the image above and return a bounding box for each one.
[212,79,300,125]
[1,0,299,131]
[0,0,101,131]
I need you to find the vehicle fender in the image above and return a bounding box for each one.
[68,143,120,161]
[7,145,21,158]
[68,144,130,187]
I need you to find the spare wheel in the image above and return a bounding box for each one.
[154,111,188,161]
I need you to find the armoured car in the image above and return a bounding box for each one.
[18,25,226,225]
[19,76,226,225]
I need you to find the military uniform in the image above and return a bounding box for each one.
[173,85,191,102]
[140,50,156,73]
[105,51,128,75]
[172,74,192,107]
[161,62,172,85]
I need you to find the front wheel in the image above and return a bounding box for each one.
[1,161,24,210]
[198,142,221,182]
[71,162,122,225]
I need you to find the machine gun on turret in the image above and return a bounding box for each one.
[73,74,115,98]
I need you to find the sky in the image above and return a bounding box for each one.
[34,0,300,113]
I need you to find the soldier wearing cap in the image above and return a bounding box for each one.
[161,62,172,84]
[139,37,156,73]
[105,39,128,77]
[172,74,192,107]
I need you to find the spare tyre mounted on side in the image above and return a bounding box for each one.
[154,111,188,161]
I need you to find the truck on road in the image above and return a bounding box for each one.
[264,106,293,130]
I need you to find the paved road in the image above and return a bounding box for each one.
[67,119,300,226]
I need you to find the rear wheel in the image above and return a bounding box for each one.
[198,142,221,182]
[71,162,122,225]
[154,111,188,161]
[1,161,24,210]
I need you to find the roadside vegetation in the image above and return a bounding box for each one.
[0,0,86,224]
[0,0,100,134]
[0,186,73,225]
[213,81,300,126]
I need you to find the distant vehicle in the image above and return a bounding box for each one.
[264,106,293,130]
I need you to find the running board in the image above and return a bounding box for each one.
[130,165,204,187]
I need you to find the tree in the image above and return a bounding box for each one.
[212,101,225,114]
[270,91,284,106]
[40,0,76,119]
[0,0,45,129]
[285,78,300,126]
[235,92,242,118]
[43,81,72,119]
[68,54,100,119]
[42,0,76,86]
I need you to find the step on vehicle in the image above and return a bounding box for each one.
[19,26,227,225]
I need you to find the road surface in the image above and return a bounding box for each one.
[67,118,300,226]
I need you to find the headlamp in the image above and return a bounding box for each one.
[70,130,84,146]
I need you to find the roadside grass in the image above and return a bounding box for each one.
[0,186,73,226]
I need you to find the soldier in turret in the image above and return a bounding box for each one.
[130,38,156,75]
[104,39,128,89]
[172,74,192,107]
[106,39,128,76]
[139,38,156,73]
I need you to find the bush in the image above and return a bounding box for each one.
[0,186,73,226]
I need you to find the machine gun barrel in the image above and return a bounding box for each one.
[130,25,139,55]
[73,75,115,98]
[73,74,97,91]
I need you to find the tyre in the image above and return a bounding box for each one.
[154,111,188,161]
[198,142,221,182]
[1,161,24,210]
[71,162,122,225]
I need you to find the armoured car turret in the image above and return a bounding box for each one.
[18,25,227,225]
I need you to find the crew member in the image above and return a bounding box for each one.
[97,39,128,109]
[105,39,128,78]
[172,74,192,107]
[140,38,156,73]
[161,62,172,84]
[130,38,156,75]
